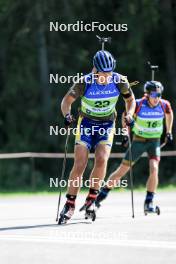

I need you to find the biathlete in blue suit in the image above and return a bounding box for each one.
[59,50,136,223]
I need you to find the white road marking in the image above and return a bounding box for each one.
[0,235,176,250]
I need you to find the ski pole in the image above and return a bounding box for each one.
[160,142,166,149]
[56,129,70,222]
[128,129,135,218]
[96,35,111,51]
[147,61,159,81]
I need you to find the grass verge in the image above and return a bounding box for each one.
[0,184,176,196]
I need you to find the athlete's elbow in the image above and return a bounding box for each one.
[126,95,136,107]
[166,111,174,121]
[61,95,68,115]
[60,99,64,114]
[130,92,135,102]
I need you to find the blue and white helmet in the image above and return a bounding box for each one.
[144,81,164,93]
[93,50,116,72]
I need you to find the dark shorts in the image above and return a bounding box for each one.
[123,140,161,165]
[75,116,115,150]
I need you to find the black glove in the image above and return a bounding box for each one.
[122,135,129,147]
[64,113,74,127]
[165,133,173,145]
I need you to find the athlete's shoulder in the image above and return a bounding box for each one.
[134,97,148,114]
[67,77,85,98]
[160,98,171,105]
[160,98,172,113]
[136,97,147,105]
[113,72,130,94]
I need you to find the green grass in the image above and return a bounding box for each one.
[0,184,175,196]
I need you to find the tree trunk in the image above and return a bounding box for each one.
[35,1,51,128]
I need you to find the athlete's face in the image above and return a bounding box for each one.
[148,88,162,106]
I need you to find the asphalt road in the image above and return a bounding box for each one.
[0,191,176,264]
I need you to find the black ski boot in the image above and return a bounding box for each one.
[80,199,96,221]
[58,194,76,225]
[95,187,111,209]
[80,189,98,221]
[58,202,75,224]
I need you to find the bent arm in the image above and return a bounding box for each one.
[61,79,84,117]
[61,94,76,117]
[124,92,136,117]
[165,110,173,134]
[118,74,136,116]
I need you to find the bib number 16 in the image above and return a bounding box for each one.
[147,121,158,128]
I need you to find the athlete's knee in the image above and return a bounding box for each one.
[73,159,87,173]
[150,159,159,175]
[150,166,158,175]
[95,153,108,167]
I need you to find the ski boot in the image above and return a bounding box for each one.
[58,202,75,225]
[80,190,99,221]
[144,201,160,216]
[95,187,110,209]
[80,199,96,221]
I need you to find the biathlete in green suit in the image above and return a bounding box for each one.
[95,81,173,214]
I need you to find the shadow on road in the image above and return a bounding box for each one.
[0,220,91,231]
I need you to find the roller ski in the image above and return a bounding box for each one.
[144,201,160,216]
[80,190,99,221]
[58,202,75,225]
[80,200,96,221]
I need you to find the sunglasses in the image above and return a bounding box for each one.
[149,92,162,98]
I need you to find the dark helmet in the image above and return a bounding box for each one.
[93,50,116,72]
[144,81,164,93]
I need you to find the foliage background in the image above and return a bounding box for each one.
[0,0,176,190]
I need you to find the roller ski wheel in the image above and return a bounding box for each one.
[85,207,96,221]
[144,202,160,216]
[155,206,160,215]
[58,203,75,225]
[58,215,69,225]
[80,201,97,222]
